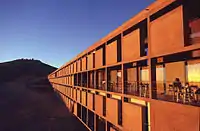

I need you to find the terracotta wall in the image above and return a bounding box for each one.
[81,91,87,106]
[110,127,117,131]
[70,87,73,98]
[150,100,200,131]
[77,59,81,72]
[87,93,93,110]
[106,41,117,65]
[68,66,70,75]
[67,87,71,96]
[106,98,118,126]
[95,95,103,116]
[74,102,77,115]
[69,76,71,85]
[82,56,87,71]
[88,53,93,70]
[122,29,140,61]
[70,64,73,73]
[77,90,81,103]
[71,75,74,86]
[150,6,184,57]
[73,89,77,100]
[74,62,77,73]
[95,48,103,68]
[122,102,143,131]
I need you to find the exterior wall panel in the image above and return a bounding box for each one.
[122,29,140,61]
[88,53,93,69]
[150,6,184,57]
[87,93,93,110]
[73,89,77,100]
[74,102,77,115]
[77,59,81,72]
[123,102,143,131]
[82,56,87,71]
[106,98,118,126]
[74,62,77,73]
[150,100,199,131]
[95,48,103,68]
[106,41,117,65]
[77,90,81,103]
[81,91,87,106]
[95,95,103,116]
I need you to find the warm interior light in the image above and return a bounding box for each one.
[141,69,149,82]
[187,63,200,84]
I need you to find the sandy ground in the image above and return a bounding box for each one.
[0,78,88,131]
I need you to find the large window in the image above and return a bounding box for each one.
[156,65,166,94]
[108,66,122,93]
[186,63,200,85]
[88,71,94,88]
[96,69,106,90]
[140,68,149,82]
[184,0,200,45]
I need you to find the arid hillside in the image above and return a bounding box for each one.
[0,59,88,131]
[0,59,57,83]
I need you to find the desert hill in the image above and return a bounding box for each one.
[0,59,57,83]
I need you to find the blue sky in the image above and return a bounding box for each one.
[0,0,154,67]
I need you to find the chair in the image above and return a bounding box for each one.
[168,84,174,95]
[183,86,193,103]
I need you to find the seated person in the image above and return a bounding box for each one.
[185,82,192,93]
[173,78,182,91]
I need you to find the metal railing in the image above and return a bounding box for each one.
[155,81,200,106]
[124,81,149,98]
[107,81,122,93]
[82,82,87,87]
[96,81,106,91]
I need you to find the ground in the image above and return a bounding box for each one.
[0,78,88,131]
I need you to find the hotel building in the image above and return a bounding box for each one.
[48,0,200,131]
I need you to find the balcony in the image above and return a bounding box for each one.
[88,71,94,89]
[96,81,106,91]
[82,72,87,87]
[124,81,149,98]
[155,81,200,106]
[96,69,106,91]
[107,81,122,93]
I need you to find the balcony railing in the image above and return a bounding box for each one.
[96,80,106,91]
[89,83,94,89]
[82,82,87,87]
[155,81,200,106]
[124,81,149,98]
[108,81,122,93]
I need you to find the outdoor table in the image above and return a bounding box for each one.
[191,86,200,102]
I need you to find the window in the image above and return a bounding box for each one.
[184,0,200,45]
[187,63,200,84]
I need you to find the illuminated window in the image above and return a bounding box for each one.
[140,69,149,82]
[187,63,200,82]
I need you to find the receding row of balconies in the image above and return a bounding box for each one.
[49,0,200,80]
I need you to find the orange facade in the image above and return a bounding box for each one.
[48,0,200,131]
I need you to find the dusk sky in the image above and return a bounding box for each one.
[0,0,154,67]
